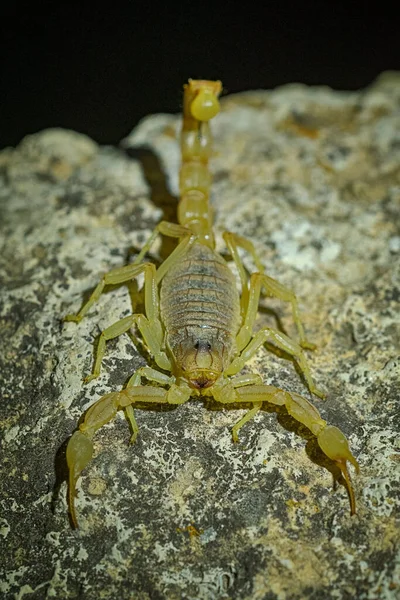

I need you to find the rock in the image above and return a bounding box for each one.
[1,74,399,599]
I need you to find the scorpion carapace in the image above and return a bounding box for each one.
[64,79,359,528]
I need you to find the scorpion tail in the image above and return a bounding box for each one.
[178,80,222,245]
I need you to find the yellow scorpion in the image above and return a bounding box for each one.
[65,79,359,527]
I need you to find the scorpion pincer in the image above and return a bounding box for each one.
[64,79,359,527]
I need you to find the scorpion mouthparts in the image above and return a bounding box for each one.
[189,371,217,390]
[190,377,213,390]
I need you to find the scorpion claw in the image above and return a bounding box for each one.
[66,431,94,528]
[317,425,360,515]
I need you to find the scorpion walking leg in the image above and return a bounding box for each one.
[84,262,171,382]
[224,232,315,349]
[65,221,193,323]
[124,366,175,442]
[227,322,324,398]
[66,381,191,527]
[232,384,359,514]
[225,267,324,397]
[213,374,263,443]
[231,403,263,443]
[72,227,196,381]
[153,223,196,282]
[125,377,191,445]
[65,262,152,324]
[229,374,264,441]
[133,221,193,267]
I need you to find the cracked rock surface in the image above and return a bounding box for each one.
[1,72,399,599]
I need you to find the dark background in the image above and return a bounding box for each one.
[1,4,399,150]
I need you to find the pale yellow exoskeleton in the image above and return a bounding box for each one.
[65,79,359,527]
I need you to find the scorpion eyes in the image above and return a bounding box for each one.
[194,341,212,351]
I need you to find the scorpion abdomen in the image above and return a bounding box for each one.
[160,242,241,371]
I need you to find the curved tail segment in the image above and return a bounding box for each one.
[179,79,222,247]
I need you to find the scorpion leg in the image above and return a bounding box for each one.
[83,314,137,383]
[224,232,315,349]
[84,262,170,382]
[67,381,190,527]
[231,384,359,514]
[231,403,263,443]
[229,373,264,440]
[133,220,193,267]
[65,261,153,324]
[67,223,195,380]
[125,366,175,442]
[213,375,263,443]
[223,231,264,313]
[154,223,196,282]
[227,322,324,398]
[65,221,193,324]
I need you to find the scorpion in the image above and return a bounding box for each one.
[65,79,359,527]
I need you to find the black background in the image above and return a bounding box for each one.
[1,4,399,150]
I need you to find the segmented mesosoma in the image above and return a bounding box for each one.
[65,79,359,527]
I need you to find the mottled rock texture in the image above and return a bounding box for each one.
[1,72,399,599]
